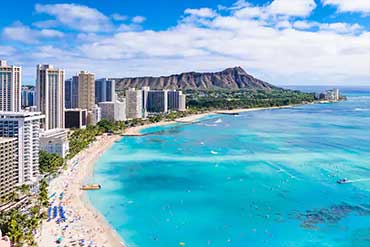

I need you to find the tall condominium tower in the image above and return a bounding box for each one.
[78,71,95,111]
[36,64,65,130]
[65,76,79,109]
[0,60,21,112]
[167,90,187,111]
[126,88,143,119]
[147,90,168,113]
[21,86,36,108]
[95,78,115,104]
[0,111,45,184]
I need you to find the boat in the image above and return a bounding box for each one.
[337,178,350,184]
[80,184,102,190]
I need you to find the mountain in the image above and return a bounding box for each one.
[112,67,279,91]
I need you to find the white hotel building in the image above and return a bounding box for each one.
[0,111,44,184]
[36,64,65,130]
[0,60,21,112]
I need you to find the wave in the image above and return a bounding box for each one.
[354,108,369,112]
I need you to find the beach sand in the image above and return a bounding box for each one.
[123,106,295,136]
[36,134,125,247]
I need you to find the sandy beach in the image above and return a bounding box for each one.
[122,112,212,136]
[36,134,125,247]
[123,106,295,136]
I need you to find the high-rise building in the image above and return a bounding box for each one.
[179,94,186,111]
[21,86,36,108]
[126,88,143,119]
[167,90,186,111]
[98,99,126,122]
[36,64,65,130]
[147,90,168,113]
[90,105,102,125]
[0,137,17,197]
[142,86,150,118]
[65,109,88,129]
[95,78,115,104]
[40,129,69,158]
[0,60,21,112]
[65,76,79,109]
[0,111,45,184]
[78,71,95,111]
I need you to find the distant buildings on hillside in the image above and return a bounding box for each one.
[315,88,341,101]
[126,87,186,119]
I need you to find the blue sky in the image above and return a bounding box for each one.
[1,0,369,85]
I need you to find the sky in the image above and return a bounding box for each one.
[0,0,369,86]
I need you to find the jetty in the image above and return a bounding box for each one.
[175,120,200,124]
[120,133,143,136]
[215,111,239,115]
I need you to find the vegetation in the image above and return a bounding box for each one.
[0,179,49,246]
[186,89,316,110]
[66,125,102,159]
[39,151,65,175]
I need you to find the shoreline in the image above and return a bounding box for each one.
[36,101,332,246]
[123,104,300,136]
[37,134,125,247]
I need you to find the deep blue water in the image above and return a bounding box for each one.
[88,88,370,247]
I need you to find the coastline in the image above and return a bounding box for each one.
[37,134,125,247]
[36,101,331,246]
[123,105,297,136]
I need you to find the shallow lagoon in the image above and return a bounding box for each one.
[89,89,370,247]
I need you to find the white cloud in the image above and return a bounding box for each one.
[292,20,364,34]
[319,22,363,34]
[232,0,317,19]
[39,29,64,38]
[75,12,369,85]
[3,2,369,85]
[32,20,59,29]
[322,0,370,14]
[117,23,143,32]
[111,13,128,21]
[0,46,16,56]
[268,0,317,17]
[35,3,112,32]
[2,23,38,44]
[132,16,146,24]
[293,20,317,29]
[184,8,217,18]
[2,22,64,44]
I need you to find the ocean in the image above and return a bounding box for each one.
[88,87,370,247]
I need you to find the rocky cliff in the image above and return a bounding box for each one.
[113,67,278,90]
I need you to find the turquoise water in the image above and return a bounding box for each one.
[89,89,370,247]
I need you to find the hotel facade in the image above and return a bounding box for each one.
[0,60,21,112]
[0,137,17,198]
[36,64,65,130]
[126,88,143,119]
[0,111,44,184]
